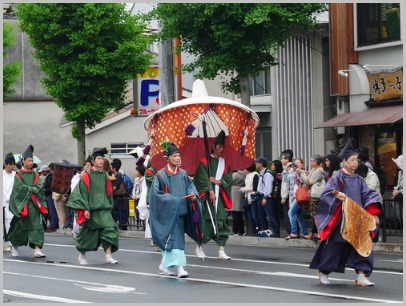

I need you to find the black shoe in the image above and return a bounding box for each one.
[269,234,280,238]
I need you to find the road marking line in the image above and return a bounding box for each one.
[4,271,146,295]
[186,264,354,282]
[379,259,403,263]
[4,260,402,303]
[43,243,403,275]
[3,289,91,303]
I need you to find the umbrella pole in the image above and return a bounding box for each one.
[202,120,219,239]
[206,200,217,236]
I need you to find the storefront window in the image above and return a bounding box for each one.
[359,128,400,189]
[377,131,398,187]
[359,128,375,163]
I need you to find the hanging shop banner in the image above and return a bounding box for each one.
[137,67,160,116]
[367,67,403,102]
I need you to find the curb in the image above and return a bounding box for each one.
[53,228,403,254]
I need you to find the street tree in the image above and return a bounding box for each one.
[3,22,21,101]
[16,3,153,163]
[152,3,326,106]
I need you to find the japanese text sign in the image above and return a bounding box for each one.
[367,68,403,102]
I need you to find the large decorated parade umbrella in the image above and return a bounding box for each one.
[49,160,82,194]
[143,80,260,176]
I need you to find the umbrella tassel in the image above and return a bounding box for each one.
[143,145,151,155]
[136,134,154,166]
[240,131,248,155]
[240,113,252,155]
[136,156,145,167]
[193,207,199,222]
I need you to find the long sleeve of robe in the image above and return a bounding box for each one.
[317,169,383,241]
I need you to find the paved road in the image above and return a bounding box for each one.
[3,234,403,303]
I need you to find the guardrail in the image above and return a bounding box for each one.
[117,197,145,231]
[381,198,403,242]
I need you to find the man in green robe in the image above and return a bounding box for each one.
[8,145,48,258]
[66,147,119,265]
[193,130,233,260]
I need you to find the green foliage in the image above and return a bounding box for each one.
[71,124,81,140]
[3,22,21,100]
[3,23,15,50]
[152,3,326,94]
[160,139,170,155]
[15,3,153,132]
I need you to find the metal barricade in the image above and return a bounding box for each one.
[381,198,403,242]
[121,197,145,231]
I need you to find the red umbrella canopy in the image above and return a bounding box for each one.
[144,80,260,176]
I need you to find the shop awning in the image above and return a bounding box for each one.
[315,105,403,128]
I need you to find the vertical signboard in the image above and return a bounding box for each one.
[138,67,160,116]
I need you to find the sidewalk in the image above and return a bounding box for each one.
[53,227,403,254]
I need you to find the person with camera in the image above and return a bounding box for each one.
[285,158,311,240]
[255,157,280,238]
[298,154,326,240]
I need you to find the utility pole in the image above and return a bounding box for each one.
[159,36,175,107]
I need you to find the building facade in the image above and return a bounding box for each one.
[317,3,403,189]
